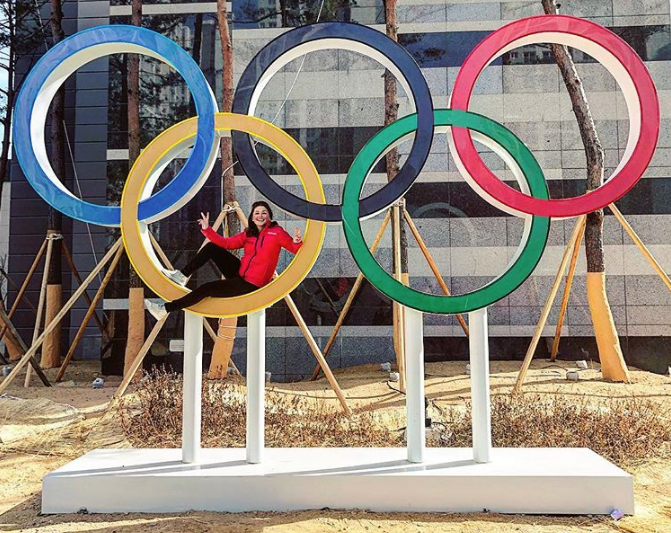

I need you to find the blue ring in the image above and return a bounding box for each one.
[232,22,434,222]
[13,25,217,227]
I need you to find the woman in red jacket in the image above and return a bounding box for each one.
[145,201,302,320]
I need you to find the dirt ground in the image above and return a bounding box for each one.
[1,360,671,533]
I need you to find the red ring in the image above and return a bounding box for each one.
[450,15,660,217]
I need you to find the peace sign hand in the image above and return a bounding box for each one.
[199,212,210,230]
[293,227,302,244]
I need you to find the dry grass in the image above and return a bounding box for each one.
[119,369,402,448]
[432,393,671,468]
[119,370,671,469]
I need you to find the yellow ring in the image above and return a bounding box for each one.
[120,112,326,318]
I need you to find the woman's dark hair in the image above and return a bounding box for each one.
[246,201,276,237]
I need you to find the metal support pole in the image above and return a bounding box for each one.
[182,311,203,464]
[246,309,265,464]
[405,307,425,464]
[469,307,492,463]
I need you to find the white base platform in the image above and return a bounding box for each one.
[42,448,633,515]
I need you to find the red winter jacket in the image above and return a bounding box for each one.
[201,223,302,288]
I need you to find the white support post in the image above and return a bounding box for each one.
[468,307,492,463]
[404,306,425,463]
[182,311,203,464]
[246,309,266,464]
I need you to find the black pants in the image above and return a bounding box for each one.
[164,243,258,312]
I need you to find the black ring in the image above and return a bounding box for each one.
[232,22,434,222]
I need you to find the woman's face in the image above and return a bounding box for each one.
[252,206,270,229]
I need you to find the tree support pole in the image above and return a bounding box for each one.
[550,217,585,361]
[310,210,392,380]
[285,294,351,416]
[0,238,123,394]
[513,216,586,394]
[113,314,169,400]
[0,239,47,346]
[609,204,671,292]
[0,308,50,386]
[25,236,54,387]
[61,240,107,334]
[55,245,125,382]
[403,209,469,337]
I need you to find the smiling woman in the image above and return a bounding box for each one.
[145,200,305,320]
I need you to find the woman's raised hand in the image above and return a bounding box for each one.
[199,212,210,230]
[293,227,302,244]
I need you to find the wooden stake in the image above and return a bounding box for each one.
[0,239,47,345]
[55,245,125,382]
[609,203,671,292]
[0,238,123,395]
[550,217,586,361]
[62,240,107,334]
[26,237,54,387]
[513,215,587,393]
[285,294,351,415]
[310,211,392,380]
[403,209,470,337]
[0,308,51,386]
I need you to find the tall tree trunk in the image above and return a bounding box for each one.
[124,0,145,377]
[0,0,15,213]
[210,0,238,379]
[541,0,629,381]
[189,13,203,117]
[216,0,239,236]
[384,0,409,374]
[42,0,66,368]
[384,0,407,270]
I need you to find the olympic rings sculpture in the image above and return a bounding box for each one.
[13,16,660,318]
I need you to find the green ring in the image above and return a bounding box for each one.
[341,109,551,314]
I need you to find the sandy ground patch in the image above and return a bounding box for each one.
[1,360,670,533]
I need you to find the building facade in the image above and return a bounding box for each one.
[7,0,671,380]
